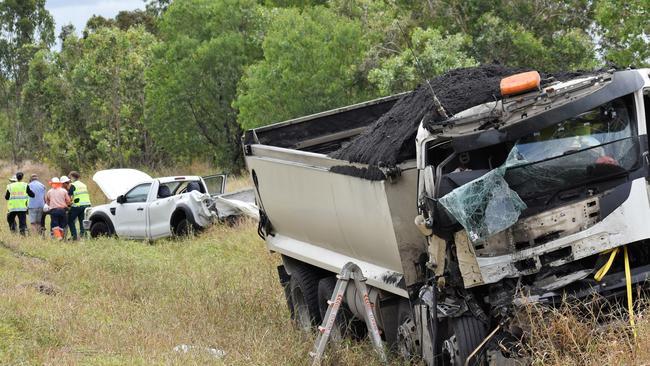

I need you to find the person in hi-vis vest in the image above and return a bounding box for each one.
[5,172,35,235]
[67,171,92,240]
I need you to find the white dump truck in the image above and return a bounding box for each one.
[243,66,650,365]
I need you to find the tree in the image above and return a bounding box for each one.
[595,0,650,67]
[417,0,597,71]
[368,27,477,95]
[58,24,76,46]
[146,0,263,171]
[73,27,159,168]
[21,27,161,170]
[234,6,370,130]
[83,15,115,38]
[115,9,157,34]
[263,0,326,6]
[146,0,173,17]
[472,13,596,71]
[0,0,54,162]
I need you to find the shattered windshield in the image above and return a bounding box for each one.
[438,96,638,243]
[506,98,638,199]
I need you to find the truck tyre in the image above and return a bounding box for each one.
[172,218,192,237]
[289,265,322,331]
[90,220,111,238]
[317,276,353,342]
[448,316,488,366]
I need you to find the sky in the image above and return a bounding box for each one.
[45,0,145,45]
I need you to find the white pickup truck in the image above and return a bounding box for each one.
[83,169,228,239]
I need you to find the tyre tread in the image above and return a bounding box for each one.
[452,316,488,366]
[290,263,324,326]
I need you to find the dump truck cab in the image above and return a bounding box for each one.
[415,69,650,315]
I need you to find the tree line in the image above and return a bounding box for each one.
[1,0,648,172]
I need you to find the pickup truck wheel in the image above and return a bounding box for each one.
[90,220,111,238]
[446,315,488,366]
[289,266,322,331]
[172,218,193,237]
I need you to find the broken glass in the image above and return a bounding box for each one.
[439,148,527,243]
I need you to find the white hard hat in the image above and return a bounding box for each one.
[60,175,70,183]
[50,177,60,184]
[9,175,17,182]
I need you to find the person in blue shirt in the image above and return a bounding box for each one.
[27,174,46,235]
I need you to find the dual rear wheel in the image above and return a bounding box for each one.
[287,265,358,339]
[285,263,487,365]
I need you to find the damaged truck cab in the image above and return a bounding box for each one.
[243,68,650,365]
[413,69,650,361]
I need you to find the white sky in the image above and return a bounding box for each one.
[45,0,145,47]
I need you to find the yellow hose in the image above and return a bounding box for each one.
[594,247,619,282]
[594,245,636,339]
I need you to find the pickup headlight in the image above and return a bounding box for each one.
[84,207,93,221]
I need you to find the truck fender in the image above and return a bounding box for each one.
[171,204,199,228]
[89,212,116,234]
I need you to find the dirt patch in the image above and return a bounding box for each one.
[330,64,595,166]
[17,280,60,296]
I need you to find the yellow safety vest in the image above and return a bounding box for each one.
[71,181,91,207]
[7,182,28,212]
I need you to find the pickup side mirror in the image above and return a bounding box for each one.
[116,195,126,204]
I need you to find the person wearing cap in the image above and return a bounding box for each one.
[27,174,46,234]
[67,171,91,240]
[5,172,35,235]
[45,177,71,239]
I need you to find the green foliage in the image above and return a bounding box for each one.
[264,0,327,7]
[84,10,157,37]
[421,0,596,72]
[368,27,477,95]
[595,0,650,67]
[146,0,263,171]
[473,13,596,71]
[21,27,161,170]
[235,6,370,130]
[9,0,650,171]
[0,0,54,162]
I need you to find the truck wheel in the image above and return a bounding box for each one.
[446,316,488,366]
[289,265,322,331]
[317,276,354,342]
[172,218,192,237]
[90,220,111,238]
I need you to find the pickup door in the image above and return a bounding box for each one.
[113,182,153,238]
[202,174,226,196]
[147,183,178,239]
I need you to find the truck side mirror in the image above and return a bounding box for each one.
[116,195,126,204]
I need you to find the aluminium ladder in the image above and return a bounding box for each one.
[309,262,387,365]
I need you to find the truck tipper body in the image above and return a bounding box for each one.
[243,67,650,365]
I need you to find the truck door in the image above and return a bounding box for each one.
[114,182,151,238]
[148,182,178,239]
[202,174,226,196]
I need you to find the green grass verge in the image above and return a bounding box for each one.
[0,221,391,365]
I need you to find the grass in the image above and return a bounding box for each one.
[0,221,391,365]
